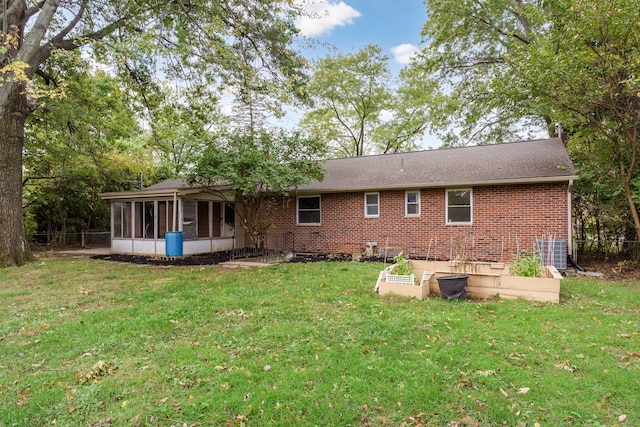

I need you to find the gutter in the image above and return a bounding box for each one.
[295,175,580,194]
[98,188,201,200]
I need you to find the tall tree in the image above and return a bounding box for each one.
[0,0,306,266]
[414,0,640,239]
[189,128,326,248]
[300,44,428,157]
[142,85,223,177]
[23,66,157,242]
[414,0,551,146]
[570,139,631,250]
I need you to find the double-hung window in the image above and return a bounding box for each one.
[364,192,380,218]
[297,196,321,225]
[405,190,420,217]
[446,189,472,224]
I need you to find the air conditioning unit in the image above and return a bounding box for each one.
[536,239,567,270]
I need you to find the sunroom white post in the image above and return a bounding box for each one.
[172,191,178,232]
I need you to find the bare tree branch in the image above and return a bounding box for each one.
[49,3,85,44]
[18,0,60,66]
[29,14,131,70]
[25,1,46,19]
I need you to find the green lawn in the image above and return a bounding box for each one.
[0,255,638,426]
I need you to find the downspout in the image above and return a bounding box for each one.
[567,179,573,258]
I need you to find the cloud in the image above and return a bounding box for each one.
[391,44,419,65]
[296,0,361,37]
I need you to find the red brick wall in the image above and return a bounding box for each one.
[269,183,570,263]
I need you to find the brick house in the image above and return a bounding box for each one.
[101,138,577,264]
[268,137,577,264]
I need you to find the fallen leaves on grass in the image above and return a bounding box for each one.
[554,360,578,372]
[76,360,119,384]
[17,388,29,406]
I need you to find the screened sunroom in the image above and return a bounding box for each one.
[100,179,242,256]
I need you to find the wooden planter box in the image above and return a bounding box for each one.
[377,260,562,303]
[375,265,431,300]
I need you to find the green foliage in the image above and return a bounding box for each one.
[141,86,223,177]
[510,251,544,278]
[415,0,550,146]
[415,0,640,240]
[301,44,428,157]
[23,68,156,236]
[189,128,326,245]
[1,258,639,425]
[392,253,413,276]
[191,128,326,197]
[570,137,632,242]
[0,0,308,266]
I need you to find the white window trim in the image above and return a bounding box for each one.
[445,188,473,225]
[364,192,380,218]
[405,190,421,217]
[297,195,321,225]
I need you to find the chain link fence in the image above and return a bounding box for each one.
[29,231,111,248]
[574,239,640,266]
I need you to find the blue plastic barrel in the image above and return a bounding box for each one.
[165,231,183,257]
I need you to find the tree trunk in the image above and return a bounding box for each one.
[0,81,32,267]
[622,178,640,242]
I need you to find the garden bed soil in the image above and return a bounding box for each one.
[92,251,234,266]
[91,252,392,266]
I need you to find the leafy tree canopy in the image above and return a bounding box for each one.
[301,44,429,157]
[0,0,308,266]
[414,0,640,238]
[23,63,161,239]
[140,85,226,178]
[188,128,326,247]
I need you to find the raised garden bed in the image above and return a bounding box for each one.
[377,260,562,303]
[375,264,432,300]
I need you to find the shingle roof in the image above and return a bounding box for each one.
[143,178,193,191]
[297,138,577,193]
[100,137,577,200]
[99,178,199,200]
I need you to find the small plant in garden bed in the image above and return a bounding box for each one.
[391,253,413,275]
[510,250,544,277]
